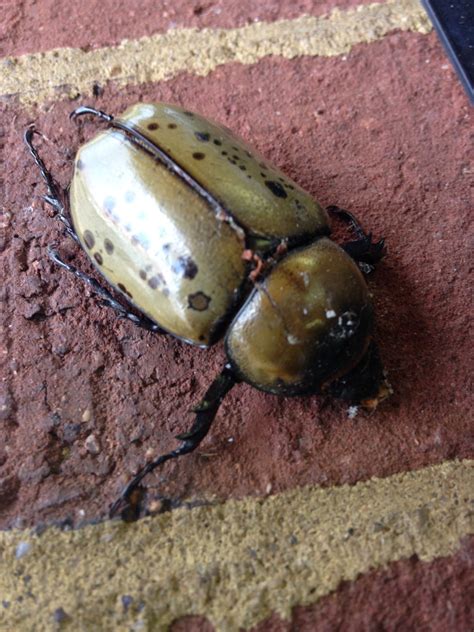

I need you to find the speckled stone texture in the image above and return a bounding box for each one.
[172,537,474,632]
[0,0,473,629]
[1,0,377,56]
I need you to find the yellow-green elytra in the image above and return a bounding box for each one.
[71,103,329,347]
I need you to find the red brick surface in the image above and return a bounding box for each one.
[1,0,375,56]
[0,2,473,629]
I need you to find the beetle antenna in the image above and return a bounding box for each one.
[24,126,63,207]
[70,106,114,123]
[109,363,238,519]
[24,126,78,241]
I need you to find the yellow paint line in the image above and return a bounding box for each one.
[1,0,431,106]
[0,459,472,630]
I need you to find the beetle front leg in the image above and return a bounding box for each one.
[327,205,385,273]
[24,127,79,244]
[110,364,237,519]
[48,248,164,333]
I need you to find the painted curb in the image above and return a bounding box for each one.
[1,460,473,630]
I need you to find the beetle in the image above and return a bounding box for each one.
[25,103,390,517]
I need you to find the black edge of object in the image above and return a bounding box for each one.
[422,0,474,104]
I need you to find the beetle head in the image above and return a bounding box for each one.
[326,341,392,408]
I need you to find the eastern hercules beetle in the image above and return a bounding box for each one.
[25,103,390,517]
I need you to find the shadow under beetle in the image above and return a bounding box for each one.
[25,103,390,518]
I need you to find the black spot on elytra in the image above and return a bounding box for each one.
[195,131,210,142]
[214,139,222,146]
[104,238,114,254]
[147,122,159,130]
[172,256,198,280]
[192,152,205,160]
[148,276,159,290]
[124,190,136,203]
[139,269,147,280]
[221,151,228,156]
[168,123,177,129]
[260,172,267,178]
[94,252,103,265]
[83,230,95,249]
[104,196,116,211]
[76,159,84,170]
[232,155,239,161]
[184,111,194,117]
[265,180,288,199]
[188,291,211,311]
[239,165,246,171]
[148,275,164,290]
[117,282,133,298]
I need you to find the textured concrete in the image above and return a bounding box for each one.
[1,0,431,105]
[1,460,472,631]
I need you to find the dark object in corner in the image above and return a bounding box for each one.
[422,0,474,103]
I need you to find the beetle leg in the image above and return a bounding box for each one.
[48,247,164,333]
[24,126,79,243]
[109,364,237,519]
[327,205,385,273]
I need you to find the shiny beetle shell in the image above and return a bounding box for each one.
[71,103,329,347]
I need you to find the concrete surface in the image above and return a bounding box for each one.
[1,461,473,630]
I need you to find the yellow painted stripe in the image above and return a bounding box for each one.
[0,459,472,630]
[1,0,431,106]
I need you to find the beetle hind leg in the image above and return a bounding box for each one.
[327,205,385,273]
[109,364,237,520]
[24,126,79,243]
[48,248,164,333]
